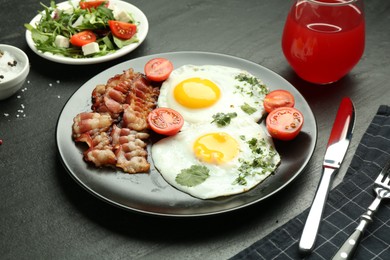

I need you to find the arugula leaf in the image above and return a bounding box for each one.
[25,24,50,43]
[211,112,237,127]
[77,6,114,30]
[175,165,210,187]
[102,35,115,50]
[113,35,139,48]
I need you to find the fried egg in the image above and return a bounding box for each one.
[157,65,269,124]
[151,118,281,199]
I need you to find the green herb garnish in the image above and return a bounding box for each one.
[233,138,279,186]
[241,103,257,115]
[176,165,210,187]
[211,112,237,127]
[235,73,269,95]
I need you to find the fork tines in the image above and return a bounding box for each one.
[375,159,390,188]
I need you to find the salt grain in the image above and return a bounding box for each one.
[56,80,60,84]
[4,113,9,117]
[49,83,52,87]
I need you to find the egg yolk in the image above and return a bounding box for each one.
[193,132,239,165]
[174,77,221,108]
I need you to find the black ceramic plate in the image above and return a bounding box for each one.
[56,51,317,217]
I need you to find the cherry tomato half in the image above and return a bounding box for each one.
[70,31,97,47]
[266,107,304,141]
[79,0,107,10]
[108,20,137,40]
[263,89,295,113]
[148,108,184,136]
[144,58,174,82]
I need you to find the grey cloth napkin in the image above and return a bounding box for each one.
[231,105,390,260]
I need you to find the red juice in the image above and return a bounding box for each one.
[282,1,365,84]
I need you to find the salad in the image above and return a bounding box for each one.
[25,0,139,58]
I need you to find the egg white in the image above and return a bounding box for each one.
[157,65,269,124]
[151,118,281,199]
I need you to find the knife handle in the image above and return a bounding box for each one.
[299,167,337,254]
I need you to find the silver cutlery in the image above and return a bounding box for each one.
[332,159,390,260]
[299,97,355,254]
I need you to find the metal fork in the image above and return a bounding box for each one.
[332,159,390,260]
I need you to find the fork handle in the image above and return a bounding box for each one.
[331,219,369,260]
[332,196,382,260]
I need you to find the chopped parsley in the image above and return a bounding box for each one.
[233,137,278,186]
[211,112,237,127]
[176,165,210,187]
[235,73,269,95]
[241,103,257,115]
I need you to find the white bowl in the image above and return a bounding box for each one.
[0,44,30,100]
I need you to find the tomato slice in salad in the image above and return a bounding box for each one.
[79,0,108,10]
[148,108,184,136]
[144,58,174,82]
[263,89,295,113]
[266,107,304,141]
[108,20,137,40]
[70,31,97,47]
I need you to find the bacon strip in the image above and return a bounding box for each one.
[111,125,150,173]
[122,76,160,131]
[84,132,116,167]
[72,112,113,141]
[72,69,160,173]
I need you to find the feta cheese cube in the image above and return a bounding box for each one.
[54,35,69,48]
[72,15,84,28]
[60,6,74,15]
[82,42,100,56]
[106,2,116,10]
[113,9,133,22]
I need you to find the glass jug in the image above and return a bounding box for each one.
[282,0,365,84]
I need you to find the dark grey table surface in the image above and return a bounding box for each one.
[1,0,389,259]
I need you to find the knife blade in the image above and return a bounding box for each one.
[299,97,355,255]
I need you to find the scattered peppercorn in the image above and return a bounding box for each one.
[8,60,17,67]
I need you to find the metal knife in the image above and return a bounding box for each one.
[299,97,355,254]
